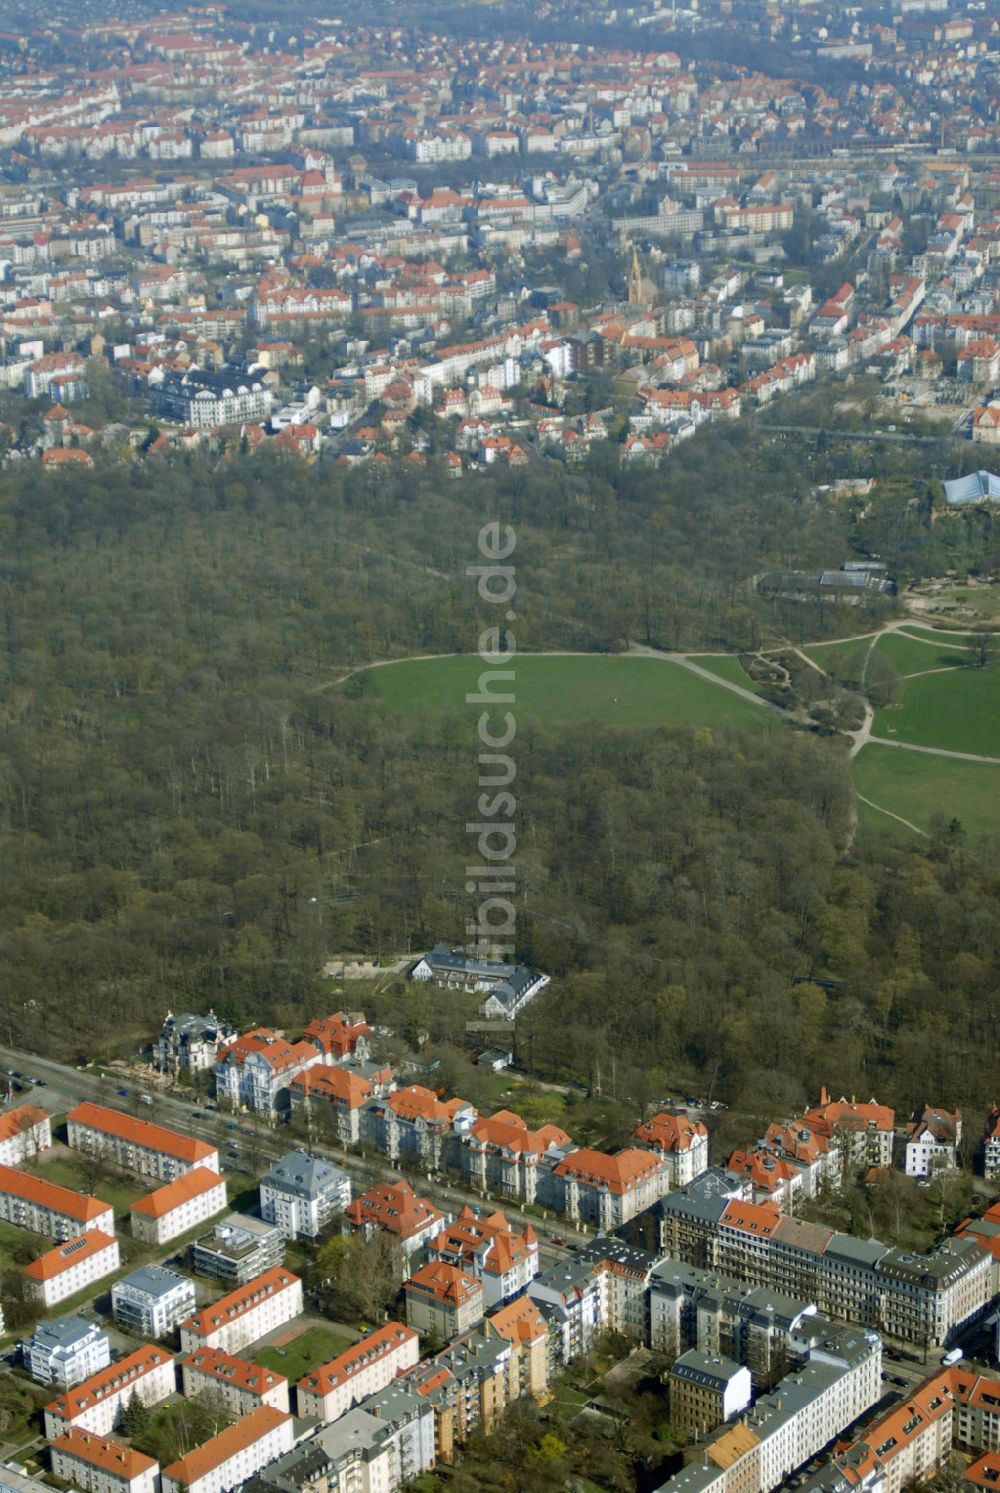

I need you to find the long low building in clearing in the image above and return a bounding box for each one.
[24,1231,120,1309]
[44,1343,175,1439]
[49,1428,159,1493]
[178,1267,303,1354]
[0,1165,114,1240]
[160,1406,293,1493]
[67,1102,219,1182]
[295,1322,420,1423]
[131,1167,228,1245]
[181,1346,290,1416]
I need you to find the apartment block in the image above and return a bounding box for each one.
[427,1206,539,1308]
[0,1104,52,1165]
[24,1317,110,1388]
[131,1167,228,1245]
[669,1350,752,1437]
[190,1213,284,1287]
[160,1406,293,1493]
[296,1322,419,1423]
[178,1267,303,1354]
[67,1102,219,1182]
[404,1261,484,1341]
[633,1110,709,1187]
[49,1430,159,1493]
[260,1150,350,1240]
[44,1344,175,1438]
[181,1346,290,1417]
[0,1165,114,1241]
[24,1232,120,1309]
[111,1265,196,1338]
[258,1381,434,1493]
[214,1029,322,1114]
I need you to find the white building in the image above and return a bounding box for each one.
[0,1104,52,1165]
[260,1150,351,1241]
[130,1167,228,1246]
[23,1317,110,1388]
[633,1111,710,1188]
[214,1029,322,1115]
[905,1105,962,1178]
[24,1232,120,1309]
[50,1429,159,1493]
[0,1165,113,1241]
[178,1267,303,1355]
[160,1407,293,1493]
[112,1265,196,1339]
[295,1323,420,1424]
[181,1346,290,1417]
[259,1382,435,1493]
[154,1011,237,1074]
[44,1344,175,1438]
[67,1102,219,1182]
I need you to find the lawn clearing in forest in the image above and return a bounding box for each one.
[363,654,773,731]
[873,662,1000,756]
[853,744,1000,838]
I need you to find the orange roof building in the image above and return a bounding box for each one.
[45,1344,175,1439]
[130,1167,228,1246]
[288,1064,373,1146]
[343,1179,447,1255]
[214,1028,322,1114]
[295,1322,419,1423]
[161,1406,293,1493]
[0,1163,114,1240]
[178,1267,303,1355]
[50,1429,158,1493]
[0,1103,52,1166]
[633,1111,709,1186]
[428,1206,539,1308]
[24,1230,120,1309]
[404,1260,483,1340]
[67,1102,219,1182]
[552,1146,670,1228]
[180,1346,289,1417]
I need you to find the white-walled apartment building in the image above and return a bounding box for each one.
[633,1111,709,1187]
[50,1430,159,1493]
[130,1167,228,1245]
[24,1317,110,1388]
[161,1407,293,1493]
[0,1104,52,1165]
[178,1267,303,1355]
[428,1206,540,1309]
[24,1232,120,1309]
[44,1344,175,1439]
[181,1346,290,1417]
[259,1150,351,1241]
[295,1323,420,1423]
[0,1166,114,1240]
[214,1029,322,1114]
[67,1103,219,1182]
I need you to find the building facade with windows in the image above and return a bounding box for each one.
[111,1266,197,1339]
[67,1103,219,1183]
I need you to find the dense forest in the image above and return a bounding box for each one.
[0,426,998,1122]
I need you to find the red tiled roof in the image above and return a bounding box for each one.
[51,1429,157,1479]
[47,1344,169,1421]
[179,1268,300,1338]
[162,1406,289,1485]
[132,1167,226,1219]
[0,1164,111,1223]
[297,1322,417,1394]
[68,1103,217,1166]
[24,1230,117,1282]
[182,1346,287,1397]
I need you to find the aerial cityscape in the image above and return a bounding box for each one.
[0,1,998,1492]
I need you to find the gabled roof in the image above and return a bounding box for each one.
[68,1102,217,1166]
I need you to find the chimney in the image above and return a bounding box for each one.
[820,1086,828,1107]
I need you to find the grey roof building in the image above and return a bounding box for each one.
[111,1263,196,1338]
[260,1150,351,1241]
[190,1212,284,1286]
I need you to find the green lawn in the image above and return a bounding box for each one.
[365,655,772,731]
[874,664,1000,756]
[29,1155,145,1219]
[690,655,765,694]
[801,638,872,676]
[854,744,1000,837]
[871,633,972,677]
[256,1324,355,1383]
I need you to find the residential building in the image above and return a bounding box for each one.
[178,1267,303,1354]
[214,1029,322,1115]
[295,1322,419,1423]
[302,1012,371,1062]
[258,1381,434,1493]
[979,1107,1000,1179]
[24,1232,120,1309]
[0,1165,114,1241]
[151,366,273,431]
[427,1206,539,1308]
[361,1086,477,1171]
[23,1317,110,1388]
[160,1406,293,1493]
[111,1265,197,1339]
[288,1065,372,1147]
[410,943,549,1019]
[575,1237,660,1341]
[404,1261,484,1341]
[550,1146,671,1228]
[484,1296,550,1401]
[49,1431,159,1493]
[669,1350,753,1437]
[67,1103,219,1182]
[181,1346,290,1417]
[904,1103,962,1177]
[153,1011,237,1074]
[131,1167,228,1246]
[460,1109,573,1205]
[633,1110,709,1187]
[343,1180,449,1257]
[0,1104,52,1165]
[802,1089,895,1169]
[260,1151,351,1240]
[190,1213,284,1287]
[529,1257,609,1371]
[44,1344,175,1438]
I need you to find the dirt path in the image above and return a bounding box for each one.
[866,735,1000,766]
[856,794,929,837]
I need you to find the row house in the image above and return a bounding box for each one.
[0,1165,113,1241]
[44,1344,175,1439]
[50,1430,159,1493]
[24,1232,120,1310]
[427,1206,539,1308]
[288,1064,374,1146]
[296,1322,420,1423]
[67,1102,219,1183]
[0,1105,51,1165]
[130,1166,228,1246]
[161,1406,293,1493]
[343,1179,449,1258]
[178,1267,303,1355]
[360,1085,476,1171]
[405,1261,484,1342]
[406,1329,515,1456]
[181,1347,289,1417]
[214,1028,323,1115]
